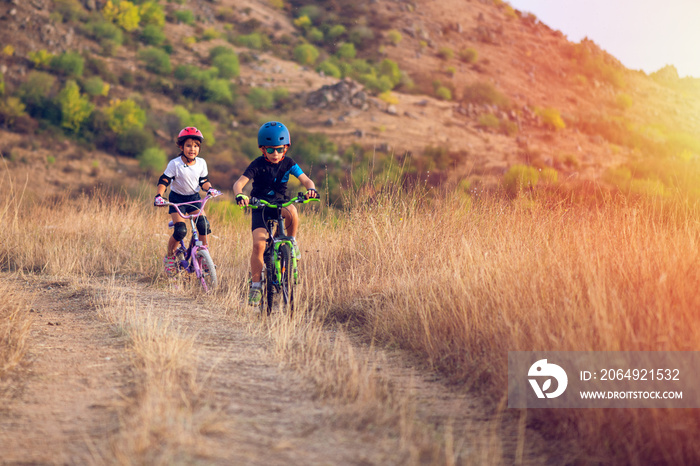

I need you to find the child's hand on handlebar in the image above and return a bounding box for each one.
[207,188,222,197]
[236,194,249,207]
[154,194,167,207]
[305,188,319,199]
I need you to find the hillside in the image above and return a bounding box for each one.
[1,0,699,200]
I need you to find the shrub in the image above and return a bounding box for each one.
[85,20,124,45]
[293,15,312,30]
[174,9,195,25]
[463,81,509,107]
[378,91,399,105]
[293,44,320,66]
[83,76,110,97]
[211,51,240,79]
[0,97,27,128]
[387,29,402,45]
[458,48,478,64]
[335,42,356,60]
[139,2,165,27]
[50,52,84,78]
[326,24,346,42]
[247,87,274,110]
[539,167,559,185]
[536,107,566,131]
[435,86,452,101]
[234,33,270,50]
[19,72,56,108]
[116,126,154,156]
[306,27,324,44]
[203,78,233,104]
[138,47,171,75]
[140,24,165,45]
[102,0,141,32]
[478,113,500,129]
[202,27,220,41]
[28,50,54,69]
[105,98,146,135]
[615,93,634,110]
[138,146,167,172]
[57,80,94,133]
[54,0,85,23]
[317,60,341,78]
[348,25,374,50]
[378,59,402,87]
[503,164,539,196]
[437,47,454,60]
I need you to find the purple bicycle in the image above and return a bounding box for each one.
[157,192,220,292]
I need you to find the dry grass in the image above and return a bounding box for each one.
[97,290,224,465]
[0,280,33,379]
[4,169,700,463]
[296,183,700,463]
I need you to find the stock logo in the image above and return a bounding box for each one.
[528,359,568,399]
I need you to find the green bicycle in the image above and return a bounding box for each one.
[248,193,320,315]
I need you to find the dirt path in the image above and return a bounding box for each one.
[0,275,557,465]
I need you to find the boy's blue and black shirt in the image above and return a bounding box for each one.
[243,156,304,202]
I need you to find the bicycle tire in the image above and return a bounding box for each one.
[278,244,294,313]
[264,254,275,315]
[195,249,217,292]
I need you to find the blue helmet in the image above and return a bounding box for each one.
[257,121,291,147]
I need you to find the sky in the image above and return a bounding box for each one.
[506,0,700,78]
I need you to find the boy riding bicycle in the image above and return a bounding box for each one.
[233,121,319,305]
[154,127,221,275]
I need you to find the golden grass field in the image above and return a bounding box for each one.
[1,169,699,463]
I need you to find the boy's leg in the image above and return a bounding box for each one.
[281,205,299,237]
[250,228,268,282]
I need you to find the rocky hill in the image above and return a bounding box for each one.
[1,0,699,201]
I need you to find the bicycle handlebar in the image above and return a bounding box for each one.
[247,193,320,210]
[157,191,221,218]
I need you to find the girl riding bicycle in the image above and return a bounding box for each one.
[154,127,221,275]
[232,121,319,305]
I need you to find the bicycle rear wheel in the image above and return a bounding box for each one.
[195,249,217,292]
[278,244,294,313]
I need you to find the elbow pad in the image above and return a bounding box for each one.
[158,174,172,187]
[199,176,209,188]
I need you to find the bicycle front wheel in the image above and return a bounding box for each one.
[278,244,294,313]
[195,249,217,292]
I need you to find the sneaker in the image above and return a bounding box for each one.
[248,286,262,306]
[290,238,301,260]
[163,255,178,276]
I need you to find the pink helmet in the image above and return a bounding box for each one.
[176,127,204,146]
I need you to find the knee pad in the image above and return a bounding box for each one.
[173,222,187,241]
[196,216,211,236]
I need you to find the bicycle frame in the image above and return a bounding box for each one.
[250,194,318,284]
[159,192,220,290]
[248,193,319,313]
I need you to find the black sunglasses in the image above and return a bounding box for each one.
[264,146,287,154]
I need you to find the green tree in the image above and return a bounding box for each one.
[211,52,240,79]
[139,2,164,27]
[105,98,146,135]
[138,146,167,172]
[57,80,94,133]
[50,52,84,78]
[138,47,171,75]
[293,43,319,66]
[102,0,141,32]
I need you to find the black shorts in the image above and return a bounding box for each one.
[168,191,202,215]
[251,206,283,232]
